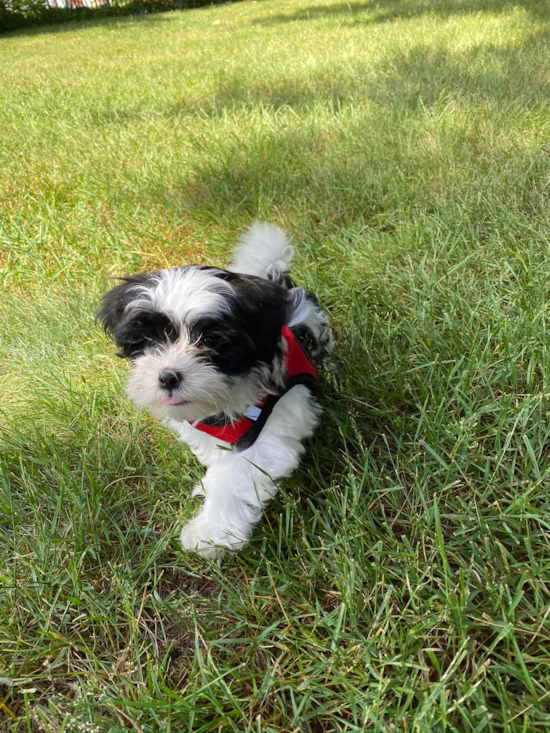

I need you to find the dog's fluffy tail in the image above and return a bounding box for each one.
[227,222,294,282]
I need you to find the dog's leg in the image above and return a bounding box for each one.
[179,386,321,557]
[167,418,229,498]
[167,418,227,467]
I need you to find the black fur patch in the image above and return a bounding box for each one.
[115,310,179,359]
[97,267,288,371]
[192,270,288,376]
[96,273,179,359]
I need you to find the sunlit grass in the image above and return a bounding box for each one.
[2,0,550,730]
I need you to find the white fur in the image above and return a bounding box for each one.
[170,386,320,557]
[126,267,232,323]
[126,342,228,422]
[124,263,285,422]
[115,222,331,557]
[127,340,287,424]
[228,222,294,281]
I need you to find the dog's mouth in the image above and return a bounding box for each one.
[161,394,187,406]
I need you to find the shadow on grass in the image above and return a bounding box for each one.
[253,0,550,26]
[150,24,550,122]
[148,28,550,222]
[140,25,550,468]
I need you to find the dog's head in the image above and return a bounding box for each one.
[97,266,288,421]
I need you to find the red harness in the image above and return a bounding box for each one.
[193,325,317,451]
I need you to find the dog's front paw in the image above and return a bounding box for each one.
[179,515,246,559]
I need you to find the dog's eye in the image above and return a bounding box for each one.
[201,336,214,349]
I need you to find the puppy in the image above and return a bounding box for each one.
[97,223,332,557]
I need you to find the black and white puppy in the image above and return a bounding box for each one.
[97,223,332,557]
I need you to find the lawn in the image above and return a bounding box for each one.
[1,0,550,730]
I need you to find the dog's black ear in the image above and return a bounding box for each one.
[96,273,153,337]
[216,271,289,365]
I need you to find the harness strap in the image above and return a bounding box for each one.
[233,372,317,451]
[193,326,317,451]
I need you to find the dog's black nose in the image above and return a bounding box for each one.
[158,370,182,390]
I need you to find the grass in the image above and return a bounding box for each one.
[1,0,550,729]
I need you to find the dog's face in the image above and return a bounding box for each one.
[97,266,287,421]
